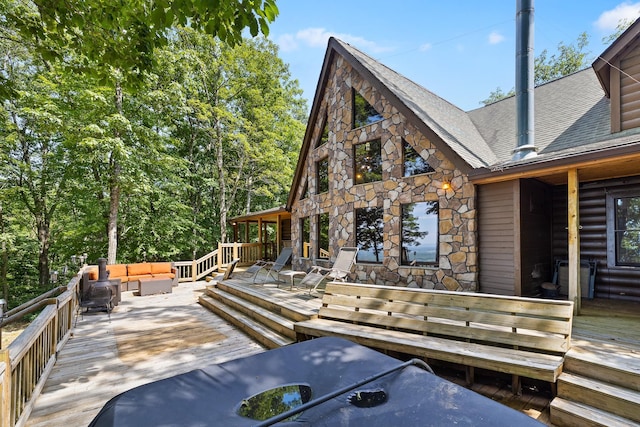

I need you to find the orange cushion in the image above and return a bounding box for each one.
[107,264,127,278]
[87,267,98,280]
[152,273,175,280]
[150,262,172,274]
[128,274,153,282]
[127,263,151,276]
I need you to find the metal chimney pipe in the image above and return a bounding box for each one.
[513,0,537,160]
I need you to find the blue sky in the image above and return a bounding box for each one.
[267,1,640,111]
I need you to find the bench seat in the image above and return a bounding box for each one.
[295,318,564,383]
[294,282,574,392]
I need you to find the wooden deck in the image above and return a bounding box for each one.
[23,274,640,427]
[25,281,265,427]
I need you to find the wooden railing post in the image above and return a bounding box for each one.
[1,349,11,427]
[218,242,222,270]
[233,242,239,263]
[191,259,197,282]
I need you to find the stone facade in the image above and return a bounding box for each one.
[290,56,478,291]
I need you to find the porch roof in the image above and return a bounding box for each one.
[230,206,290,224]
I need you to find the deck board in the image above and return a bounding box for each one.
[25,281,265,427]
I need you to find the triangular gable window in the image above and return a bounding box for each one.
[353,89,383,128]
[403,138,435,177]
[316,114,329,148]
[300,178,309,200]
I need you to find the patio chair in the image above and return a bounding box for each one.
[245,247,292,283]
[298,247,359,293]
[221,259,240,281]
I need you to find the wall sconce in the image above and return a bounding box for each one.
[441,181,451,190]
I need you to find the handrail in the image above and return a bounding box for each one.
[175,242,275,282]
[0,273,81,427]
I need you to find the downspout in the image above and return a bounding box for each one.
[513,0,538,160]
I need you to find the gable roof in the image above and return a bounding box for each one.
[593,17,640,97]
[287,33,640,208]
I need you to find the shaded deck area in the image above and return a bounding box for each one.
[24,272,640,427]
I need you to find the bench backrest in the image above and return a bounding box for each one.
[319,282,574,354]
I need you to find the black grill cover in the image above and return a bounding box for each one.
[89,337,544,426]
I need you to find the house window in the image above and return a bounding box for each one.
[354,139,382,184]
[300,179,308,200]
[317,157,329,193]
[607,193,640,266]
[318,213,329,259]
[353,90,383,128]
[355,206,384,263]
[316,114,329,148]
[403,139,434,177]
[300,217,311,258]
[401,202,439,266]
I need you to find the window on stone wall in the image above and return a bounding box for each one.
[300,217,311,258]
[353,90,383,128]
[401,201,439,266]
[318,213,329,259]
[316,157,329,193]
[354,139,382,185]
[355,206,384,263]
[403,138,435,177]
[607,192,640,267]
[316,114,329,148]
[300,179,308,200]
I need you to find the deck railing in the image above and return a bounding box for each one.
[0,274,79,427]
[175,242,274,282]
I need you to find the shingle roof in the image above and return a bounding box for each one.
[467,68,621,165]
[338,40,498,169]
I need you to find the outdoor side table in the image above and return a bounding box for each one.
[278,271,307,290]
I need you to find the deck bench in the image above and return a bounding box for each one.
[294,282,574,394]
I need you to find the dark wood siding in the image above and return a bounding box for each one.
[552,176,640,302]
[519,179,553,296]
[478,181,518,295]
[620,44,640,130]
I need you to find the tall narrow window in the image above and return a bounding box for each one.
[300,179,308,200]
[318,213,329,259]
[608,193,640,266]
[401,202,439,266]
[403,139,434,177]
[300,217,311,258]
[355,206,384,263]
[354,139,382,184]
[317,157,329,193]
[353,90,383,128]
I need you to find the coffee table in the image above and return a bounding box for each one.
[138,277,173,296]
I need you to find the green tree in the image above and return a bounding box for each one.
[481,32,590,105]
[3,0,279,92]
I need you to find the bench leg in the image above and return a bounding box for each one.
[511,375,522,395]
[465,366,475,387]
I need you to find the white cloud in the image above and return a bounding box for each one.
[277,27,393,54]
[488,31,505,45]
[595,2,640,31]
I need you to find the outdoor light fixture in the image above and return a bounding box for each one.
[442,181,451,190]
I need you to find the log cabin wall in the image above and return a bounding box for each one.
[552,176,640,302]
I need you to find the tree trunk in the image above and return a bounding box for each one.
[37,217,50,286]
[0,203,8,303]
[215,121,227,244]
[107,80,123,264]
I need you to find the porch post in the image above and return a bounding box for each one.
[258,218,263,259]
[276,214,282,255]
[567,168,581,314]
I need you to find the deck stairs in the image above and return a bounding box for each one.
[550,339,640,426]
[198,280,318,350]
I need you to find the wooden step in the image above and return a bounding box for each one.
[557,372,640,423]
[564,344,640,391]
[206,288,296,339]
[214,281,319,322]
[550,397,640,427]
[198,294,293,349]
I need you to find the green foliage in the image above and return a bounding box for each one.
[3,0,280,89]
[481,32,590,105]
